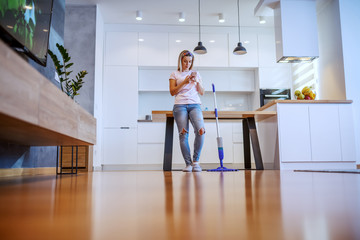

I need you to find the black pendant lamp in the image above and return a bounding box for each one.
[233,0,247,55]
[194,0,207,54]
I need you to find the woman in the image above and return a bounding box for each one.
[169,50,205,172]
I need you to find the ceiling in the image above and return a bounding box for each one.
[65,0,275,27]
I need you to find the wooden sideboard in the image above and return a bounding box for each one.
[0,40,96,173]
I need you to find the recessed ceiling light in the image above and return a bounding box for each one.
[179,12,185,22]
[138,38,144,42]
[6,25,13,29]
[24,5,33,10]
[218,13,225,23]
[136,10,143,21]
[43,29,49,32]
[244,40,250,44]
[209,40,215,43]
[175,40,181,43]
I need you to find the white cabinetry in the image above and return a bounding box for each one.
[197,33,228,67]
[276,103,356,169]
[138,32,169,66]
[169,33,198,67]
[103,66,138,128]
[104,32,138,66]
[103,128,138,164]
[258,31,278,67]
[278,104,312,162]
[309,104,341,161]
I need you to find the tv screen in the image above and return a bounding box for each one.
[0,0,54,66]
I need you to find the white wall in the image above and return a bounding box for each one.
[317,0,346,100]
[93,4,104,170]
[338,0,360,164]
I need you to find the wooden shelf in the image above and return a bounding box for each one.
[0,40,96,146]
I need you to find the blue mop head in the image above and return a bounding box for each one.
[207,166,238,172]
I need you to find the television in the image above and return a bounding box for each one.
[0,0,54,66]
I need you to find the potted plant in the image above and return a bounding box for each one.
[48,43,87,99]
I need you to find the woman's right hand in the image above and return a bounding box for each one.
[184,75,192,84]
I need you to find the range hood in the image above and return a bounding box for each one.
[255,0,319,63]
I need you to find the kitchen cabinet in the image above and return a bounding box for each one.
[266,101,357,170]
[104,32,138,66]
[277,104,312,162]
[258,31,278,67]
[103,66,138,128]
[168,33,198,67]
[198,69,255,92]
[309,104,341,161]
[229,32,259,68]
[137,121,235,165]
[197,33,229,67]
[138,32,169,66]
[103,128,138,165]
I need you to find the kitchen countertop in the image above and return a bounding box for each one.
[257,100,353,111]
[152,110,277,122]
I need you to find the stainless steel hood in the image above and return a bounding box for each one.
[255,0,319,63]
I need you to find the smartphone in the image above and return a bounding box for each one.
[191,71,197,78]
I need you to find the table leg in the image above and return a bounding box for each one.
[242,119,251,169]
[163,116,174,171]
[247,117,264,170]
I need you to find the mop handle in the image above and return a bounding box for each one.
[212,84,221,138]
[212,84,224,163]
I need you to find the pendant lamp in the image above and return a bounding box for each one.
[233,0,247,55]
[194,0,207,54]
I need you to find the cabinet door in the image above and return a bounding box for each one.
[103,128,138,165]
[199,69,255,92]
[197,33,228,67]
[278,104,312,162]
[309,104,341,161]
[338,104,356,162]
[169,33,198,67]
[229,31,258,67]
[104,32,138,66]
[258,31,278,67]
[103,66,138,128]
[138,32,169,66]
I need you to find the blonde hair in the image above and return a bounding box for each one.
[177,50,194,71]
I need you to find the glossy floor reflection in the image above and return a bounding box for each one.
[0,170,359,240]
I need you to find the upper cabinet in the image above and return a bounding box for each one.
[229,31,259,68]
[258,31,279,68]
[169,33,198,67]
[138,32,169,66]
[104,32,138,66]
[197,33,228,67]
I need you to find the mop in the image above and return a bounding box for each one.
[207,83,238,172]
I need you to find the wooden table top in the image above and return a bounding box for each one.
[152,110,277,122]
[257,99,353,111]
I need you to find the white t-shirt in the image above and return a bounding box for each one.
[169,70,203,105]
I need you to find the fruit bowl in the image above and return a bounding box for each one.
[295,86,316,100]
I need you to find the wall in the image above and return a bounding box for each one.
[0,0,65,169]
[338,0,360,164]
[93,5,104,170]
[317,0,346,100]
[64,5,96,115]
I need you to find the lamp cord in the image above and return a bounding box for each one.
[237,0,240,42]
[199,0,201,42]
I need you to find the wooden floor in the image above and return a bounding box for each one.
[0,170,359,240]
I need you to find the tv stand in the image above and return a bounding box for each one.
[0,40,96,158]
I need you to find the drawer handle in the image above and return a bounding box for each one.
[120,127,130,129]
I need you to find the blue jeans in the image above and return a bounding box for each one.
[173,104,205,166]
